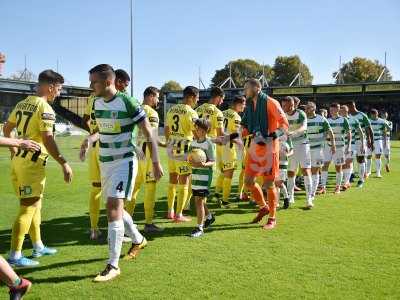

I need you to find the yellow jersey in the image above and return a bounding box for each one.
[166,103,198,155]
[167,103,198,141]
[195,103,223,138]
[223,108,241,135]
[137,104,159,148]
[8,95,55,162]
[84,95,97,134]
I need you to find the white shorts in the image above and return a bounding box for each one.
[100,157,138,202]
[324,147,346,165]
[310,147,324,168]
[288,143,311,172]
[323,145,332,163]
[279,169,288,181]
[367,140,383,156]
[351,140,366,158]
[383,138,391,156]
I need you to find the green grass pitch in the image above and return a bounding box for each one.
[0,136,399,299]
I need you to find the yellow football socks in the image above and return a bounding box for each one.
[11,205,36,252]
[215,173,224,195]
[144,182,156,224]
[28,201,42,244]
[167,183,177,212]
[89,186,101,229]
[176,184,189,215]
[222,177,233,203]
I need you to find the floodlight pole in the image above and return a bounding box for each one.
[229,63,232,88]
[130,0,134,96]
[377,52,388,82]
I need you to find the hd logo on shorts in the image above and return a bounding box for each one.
[19,186,33,196]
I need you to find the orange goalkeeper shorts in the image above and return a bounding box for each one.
[244,142,279,180]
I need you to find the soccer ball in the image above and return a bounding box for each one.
[188,148,207,164]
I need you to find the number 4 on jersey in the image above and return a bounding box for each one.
[116,181,124,192]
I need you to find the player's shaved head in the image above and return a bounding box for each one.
[245,78,262,89]
[89,64,115,81]
[244,78,262,99]
[89,64,117,97]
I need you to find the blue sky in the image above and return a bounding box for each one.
[1,0,399,98]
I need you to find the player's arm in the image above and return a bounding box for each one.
[216,111,225,137]
[41,131,73,183]
[0,136,41,152]
[40,103,73,183]
[138,118,164,180]
[269,97,289,138]
[289,112,306,137]
[53,97,90,132]
[327,128,336,153]
[363,116,374,149]
[2,121,18,157]
[344,119,352,153]
[79,131,99,161]
[323,118,336,153]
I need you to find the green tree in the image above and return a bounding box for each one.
[333,57,392,83]
[158,80,182,126]
[271,55,313,86]
[211,59,273,88]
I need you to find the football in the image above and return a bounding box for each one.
[187,148,207,164]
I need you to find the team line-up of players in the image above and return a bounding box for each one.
[0,65,393,289]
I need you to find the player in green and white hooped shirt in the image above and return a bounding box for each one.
[347,101,373,187]
[83,65,164,282]
[305,102,335,200]
[367,109,391,178]
[339,105,364,189]
[188,119,216,238]
[321,103,351,194]
[277,135,293,209]
[381,111,393,172]
[282,96,313,208]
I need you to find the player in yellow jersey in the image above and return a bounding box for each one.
[195,87,225,139]
[3,70,73,267]
[216,95,246,207]
[81,69,131,240]
[196,87,225,203]
[125,86,166,233]
[165,86,199,222]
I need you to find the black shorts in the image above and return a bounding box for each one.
[192,189,209,197]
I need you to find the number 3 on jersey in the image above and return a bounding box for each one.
[171,114,180,132]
